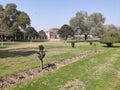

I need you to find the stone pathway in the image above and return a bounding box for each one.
[0,48,108,90]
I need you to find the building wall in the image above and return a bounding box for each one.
[46,28,60,40]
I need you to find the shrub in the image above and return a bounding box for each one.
[67,40,77,48]
[100,32,120,47]
[89,40,93,45]
[71,42,75,48]
[39,45,44,51]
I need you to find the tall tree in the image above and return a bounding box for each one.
[70,11,95,40]
[4,3,30,29]
[70,11,105,39]
[25,27,37,41]
[0,4,4,11]
[17,11,31,39]
[118,26,120,32]
[5,26,22,41]
[38,30,47,40]
[17,11,30,29]
[89,13,105,37]
[58,24,74,40]
[0,5,7,46]
[70,11,89,34]
[104,24,118,33]
[0,3,31,43]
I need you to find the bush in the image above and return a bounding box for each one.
[89,40,93,45]
[100,32,120,47]
[71,42,75,48]
[67,40,77,48]
[39,45,44,51]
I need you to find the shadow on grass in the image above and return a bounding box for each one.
[102,45,120,48]
[0,46,7,49]
[0,48,37,58]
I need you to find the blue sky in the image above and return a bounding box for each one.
[0,0,120,31]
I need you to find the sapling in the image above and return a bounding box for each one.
[37,45,46,69]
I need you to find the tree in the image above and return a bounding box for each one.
[37,45,46,69]
[70,11,88,34]
[25,27,37,41]
[0,5,7,46]
[38,30,47,40]
[89,13,105,37]
[100,32,120,47]
[70,11,95,40]
[0,4,4,11]
[104,24,118,33]
[58,24,74,40]
[15,11,31,39]
[5,26,22,41]
[117,26,120,32]
[17,11,30,29]
[0,3,31,43]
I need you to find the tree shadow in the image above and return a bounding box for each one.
[43,63,56,70]
[0,48,37,59]
[102,45,120,48]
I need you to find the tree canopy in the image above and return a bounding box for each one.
[89,13,105,37]
[0,3,31,42]
[38,30,47,40]
[58,24,74,40]
[70,11,89,35]
[100,32,120,47]
[70,11,105,37]
[25,27,37,40]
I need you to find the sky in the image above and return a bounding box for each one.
[0,0,120,31]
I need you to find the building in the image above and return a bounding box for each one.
[46,28,60,41]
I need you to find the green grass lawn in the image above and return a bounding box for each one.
[0,41,101,77]
[10,45,120,90]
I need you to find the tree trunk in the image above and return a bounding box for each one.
[24,33,25,40]
[40,59,43,69]
[84,34,88,40]
[28,37,29,40]
[15,36,17,41]
[106,43,113,47]
[1,34,4,47]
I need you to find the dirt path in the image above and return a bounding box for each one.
[0,48,108,90]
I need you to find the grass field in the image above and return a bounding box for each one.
[1,41,120,90]
[0,41,101,77]
[10,44,120,90]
